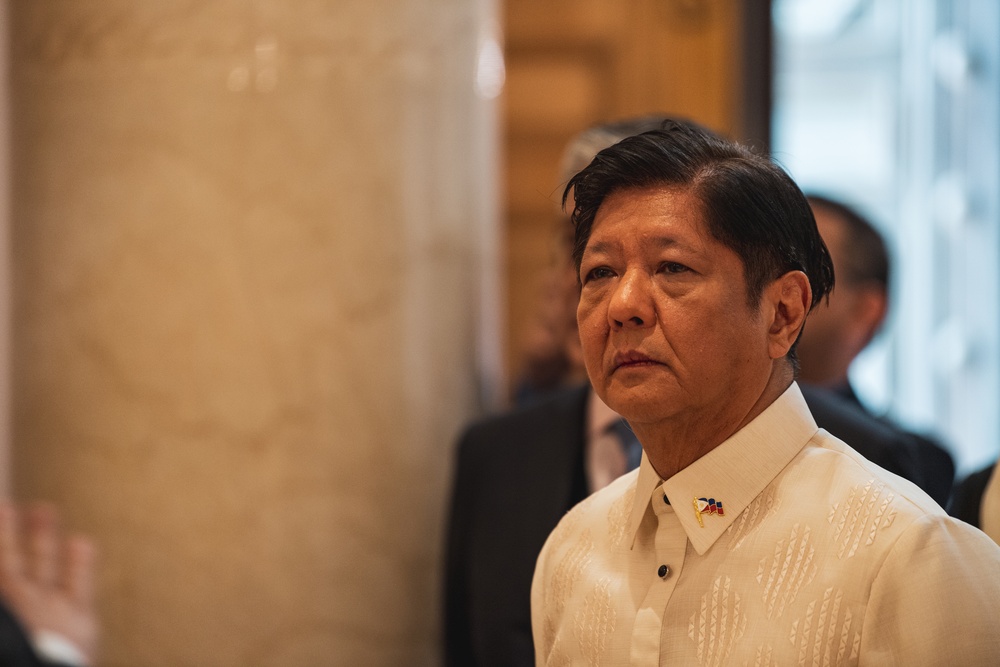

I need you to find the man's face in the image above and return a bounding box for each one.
[576,186,774,426]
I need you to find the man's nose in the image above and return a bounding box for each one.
[608,269,655,329]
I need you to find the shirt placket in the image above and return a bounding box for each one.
[629,485,687,666]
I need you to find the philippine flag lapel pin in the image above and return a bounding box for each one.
[692,497,724,527]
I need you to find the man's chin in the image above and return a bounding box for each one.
[603,386,677,423]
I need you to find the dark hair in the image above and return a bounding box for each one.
[560,115,679,183]
[806,194,889,289]
[564,119,835,312]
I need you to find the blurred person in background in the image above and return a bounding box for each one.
[796,195,955,505]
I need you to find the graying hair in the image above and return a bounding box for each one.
[559,115,674,183]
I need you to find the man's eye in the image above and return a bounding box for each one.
[660,262,690,274]
[583,266,615,283]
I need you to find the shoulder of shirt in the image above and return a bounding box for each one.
[806,427,946,519]
[536,467,639,562]
[565,468,638,528]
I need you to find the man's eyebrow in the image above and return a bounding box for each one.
[582,239,615,256]
[650,236,688,250]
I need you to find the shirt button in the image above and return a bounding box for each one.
[658,564,670,578]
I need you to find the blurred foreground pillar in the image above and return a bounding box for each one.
[8,2,500,665]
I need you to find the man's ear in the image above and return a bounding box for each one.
[765,270,811,360]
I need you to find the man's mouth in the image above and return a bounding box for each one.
[611,350,662,372]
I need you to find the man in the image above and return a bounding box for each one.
[797,195,955,504]
[445,119,932,667]
[531,120,1000,664]
[0,503,97,667]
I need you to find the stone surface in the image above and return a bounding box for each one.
[8,2,497,665]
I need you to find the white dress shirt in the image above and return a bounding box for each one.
[532,383,1000,666]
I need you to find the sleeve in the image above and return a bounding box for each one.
[860,514,1000,664]
[530,532,552,667]
[31,632,87,667]
[0,601,74,667]
[442,429,479,667]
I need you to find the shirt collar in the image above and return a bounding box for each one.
[626,382,818,554]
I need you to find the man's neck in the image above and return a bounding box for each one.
[633,364,795,481]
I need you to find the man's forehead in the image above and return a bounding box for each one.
[600,183,697,209]
[585,187,710,246]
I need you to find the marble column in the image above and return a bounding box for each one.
[7,1,500,665]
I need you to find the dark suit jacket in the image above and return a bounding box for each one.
[443,382,933,667]
[949,463,996,529]
[799,385,928,486]
[831,382,955,505]
[443,384,590,667]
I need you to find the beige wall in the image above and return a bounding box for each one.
[7,2,499,665]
